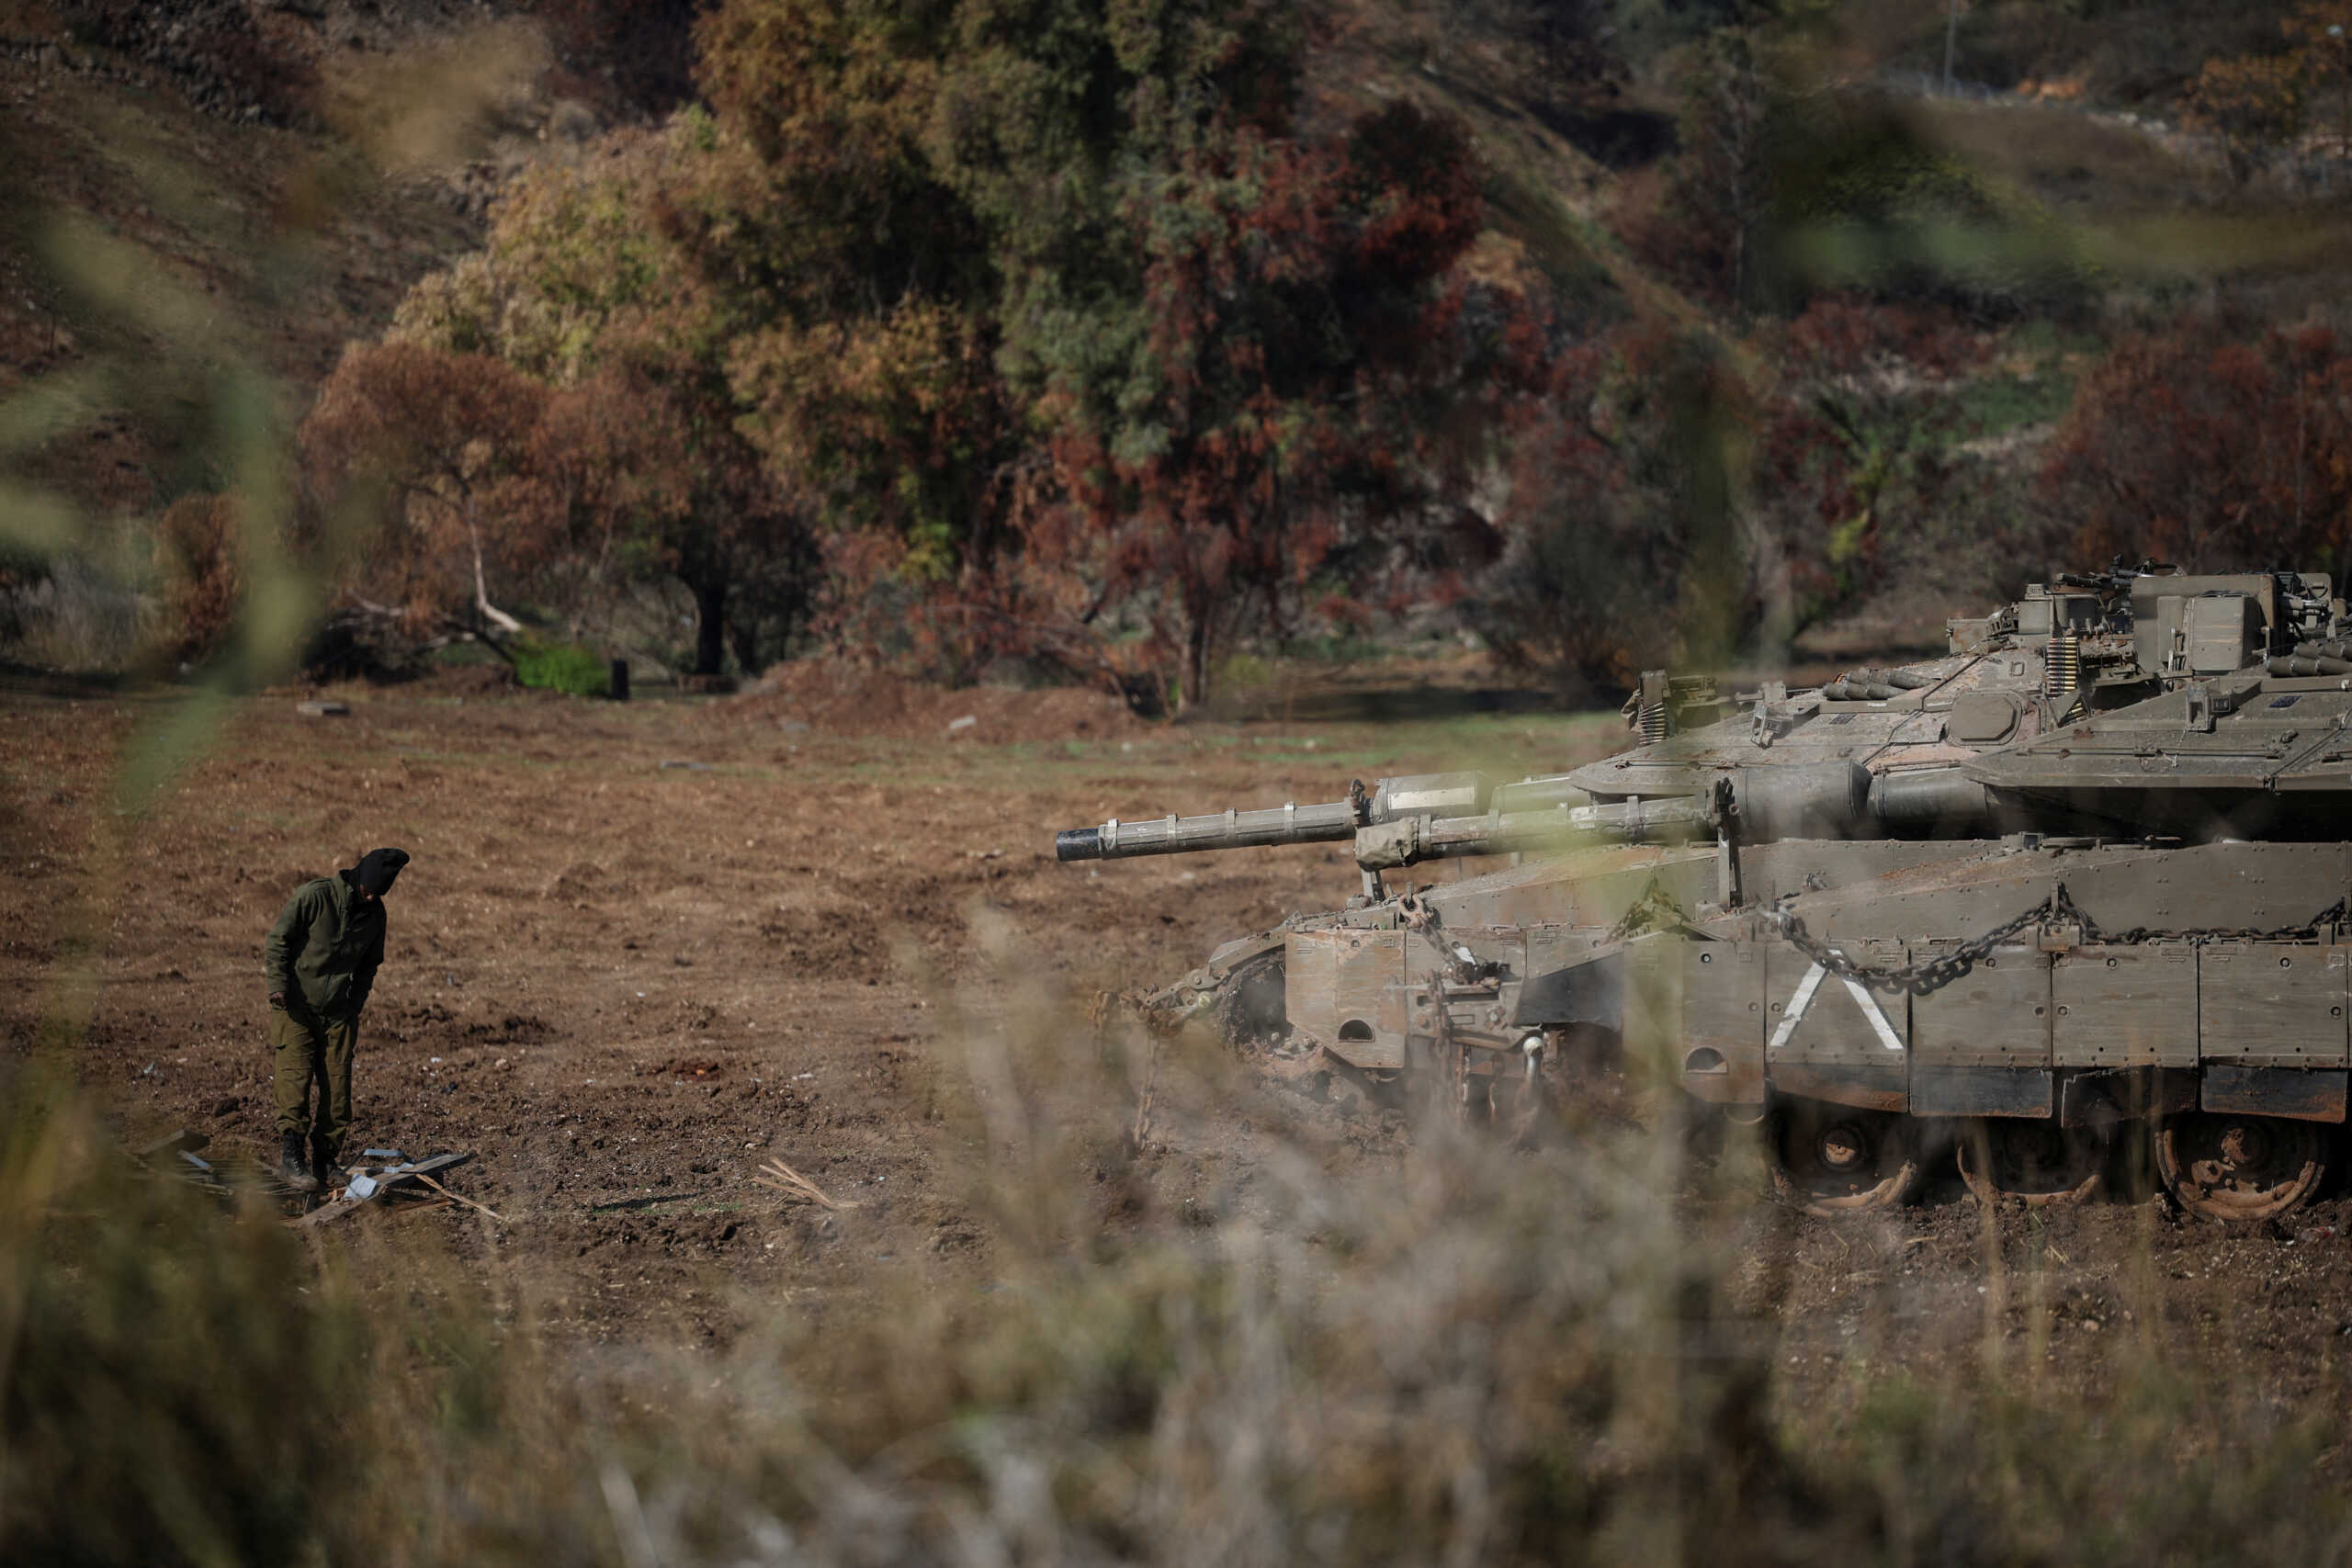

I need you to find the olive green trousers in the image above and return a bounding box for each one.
[270,1005,357,1157]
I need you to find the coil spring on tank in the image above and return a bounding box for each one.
[2043,633,2081,696]
[1636,701,1668,743]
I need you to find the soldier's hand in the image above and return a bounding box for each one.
[268,991,286,1010]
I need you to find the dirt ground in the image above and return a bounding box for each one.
[8,666,2352,1456]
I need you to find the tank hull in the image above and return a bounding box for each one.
[1239,835,2351,1218]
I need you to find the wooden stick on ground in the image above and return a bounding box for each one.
[753,1157,854,1211]
[414,1173,506,1223]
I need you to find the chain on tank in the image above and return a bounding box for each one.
[1767,887,2351,996]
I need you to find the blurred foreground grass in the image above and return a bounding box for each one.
[7,980,2350,1568]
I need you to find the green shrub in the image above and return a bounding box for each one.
[510,637,609,696]
[1216,650,1273,692]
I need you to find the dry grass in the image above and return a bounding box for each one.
[0,549,152,671]
[318,19,551,179]
[1904,96,2226,213]
[8,980,2352,1565]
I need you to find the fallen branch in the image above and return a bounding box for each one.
[415,1173,506,1223]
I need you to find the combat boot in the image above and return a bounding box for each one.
[309,1135,341,1194]
[277,1132,319,1193]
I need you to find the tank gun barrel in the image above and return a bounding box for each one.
[1355,766,1998,869]
[1053,771,1600,863]
[1055,761,2012,873]
[1055,761,2016,869]
[1351,797,1714,868]
[1054,800,1362,862]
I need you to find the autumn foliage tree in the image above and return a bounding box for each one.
[153,491,246,666]
[335,0,1525,696]
[2180,3,2352,180]
[391,121,808,674]
[2040,325,2352,574]
[683,0,1009,576]
[2185,54,2310,178]
[1480,297,1994,694]
[300,341,554,649]
[968,36,1520,704]
[1477,337,1662,693]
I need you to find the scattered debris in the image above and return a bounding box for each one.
[292,1152,477,1228]
[295,699,350,717]
[657,759,712,771]
[124,1129,233,1199]
[753,1157,854,1211]
[138,1128,209,1161]
[945,715,978,733]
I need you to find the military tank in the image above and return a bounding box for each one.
[1054,564,2352,1220]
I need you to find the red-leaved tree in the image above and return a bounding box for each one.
[153,491,246,666]
[301,340,555,648]
[2041,325,2352,573]
[1030,100,1517,708]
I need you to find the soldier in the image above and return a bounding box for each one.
[265,846,409,1192]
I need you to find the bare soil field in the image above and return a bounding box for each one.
[7,668,2352,1464]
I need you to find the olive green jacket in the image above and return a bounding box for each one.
[265,873,387,1019]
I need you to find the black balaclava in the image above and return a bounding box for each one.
[352,847,411,897]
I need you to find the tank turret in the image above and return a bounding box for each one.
[1059,565,2352,885]
[1563,564,2350,809]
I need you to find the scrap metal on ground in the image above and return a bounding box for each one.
[291,1150,483,1226]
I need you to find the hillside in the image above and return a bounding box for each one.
[6,0,2351,682]
[0,0,608,663]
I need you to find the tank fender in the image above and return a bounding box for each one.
[2202,1065,2349,1123]
[1512,947,1624,1030]
[2059,1067,2197,1128]
[1205,929,1287,976]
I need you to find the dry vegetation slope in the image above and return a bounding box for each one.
[0,3,594,539]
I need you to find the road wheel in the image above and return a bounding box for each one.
[2155,1112,2328,1222]
[1210,952,1288,1048]
[1956,1119,2105,1205]
[1768,1099,1922,1216]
